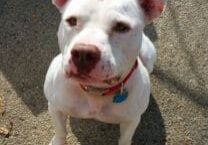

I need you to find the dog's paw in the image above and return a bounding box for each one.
[49,136,66,145]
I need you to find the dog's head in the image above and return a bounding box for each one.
[52,0,165,87]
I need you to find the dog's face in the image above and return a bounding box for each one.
[53,0,164,87]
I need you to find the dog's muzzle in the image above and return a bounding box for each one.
[80,60,138,96]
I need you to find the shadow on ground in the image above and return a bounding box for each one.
[165,3,208,108]
[0,0,59,115]
[144,23,158,42]
[70,95,166,145]
[154,67,208,109]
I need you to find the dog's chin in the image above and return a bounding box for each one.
[65,71,121,88]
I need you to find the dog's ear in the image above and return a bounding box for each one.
[139,0,166,22]
[52,0,70,12]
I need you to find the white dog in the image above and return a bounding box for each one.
[44,0,165,145]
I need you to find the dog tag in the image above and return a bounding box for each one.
[113,88,128,103]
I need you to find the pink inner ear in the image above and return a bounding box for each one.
[56,0,68,8]
[140,0,164,19]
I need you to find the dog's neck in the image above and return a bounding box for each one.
[80,60,138,96]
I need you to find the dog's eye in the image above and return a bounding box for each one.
[112,22,130,33]
[66,17,77,27]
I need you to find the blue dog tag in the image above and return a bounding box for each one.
[113,88,128,103]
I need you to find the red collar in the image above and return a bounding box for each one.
[80,60,138,96]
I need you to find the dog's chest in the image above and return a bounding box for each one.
[64,93,128,123]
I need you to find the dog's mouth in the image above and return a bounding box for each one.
[65,71,121,86]
[65,60,138,96]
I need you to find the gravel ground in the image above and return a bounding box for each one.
[0,0,208,145]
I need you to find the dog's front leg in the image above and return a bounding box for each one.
[49,103,67,145]
[119,117,141,145]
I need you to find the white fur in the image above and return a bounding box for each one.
[45,0,159,144]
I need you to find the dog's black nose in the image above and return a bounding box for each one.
[71,43,101,74]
